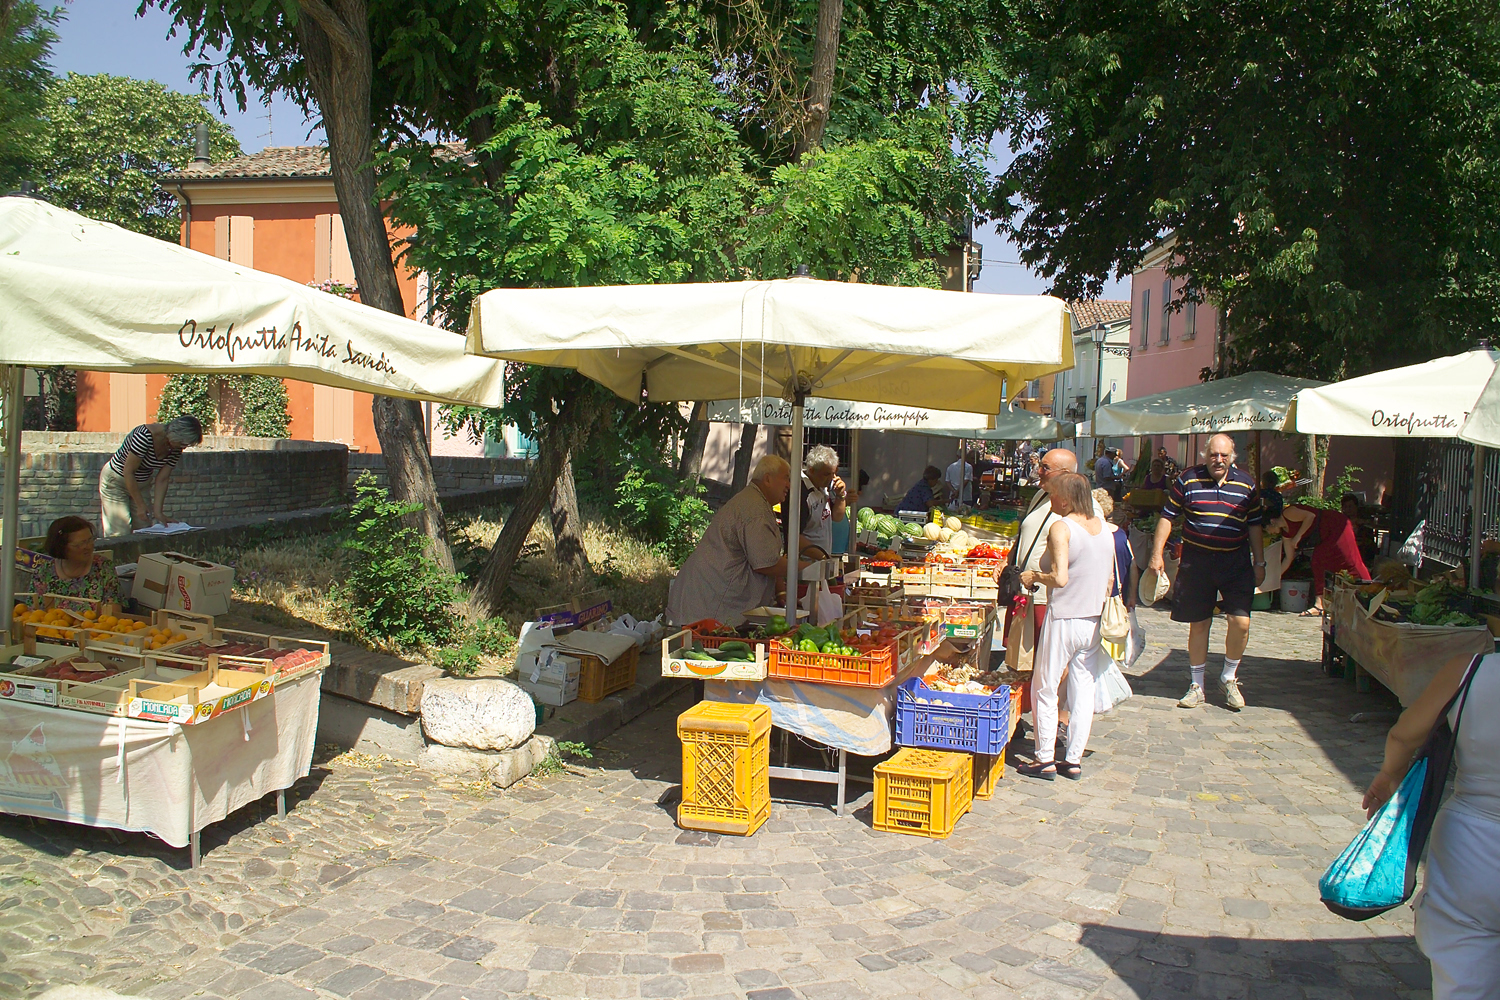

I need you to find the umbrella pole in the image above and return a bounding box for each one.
[786,397,805,623]
[849,428,861,548]
[1,367,22,633]
[1473,445,1487,590]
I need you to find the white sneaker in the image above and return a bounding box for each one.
[1177,683,1205,709]
[1222,678,1245,710]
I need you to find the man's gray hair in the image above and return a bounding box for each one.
[803,444,839,473]
[1204,433,1237,460]
[165,414,204,447]
[751,454,791,483]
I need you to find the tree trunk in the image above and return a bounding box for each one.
[293,0,454,572]
[677,401,708,480]
[731,423,758,491]
[549,453,592,583]
[473,420,574,614]
[794,0,844,158]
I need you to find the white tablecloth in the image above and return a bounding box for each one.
[0,669,321,847]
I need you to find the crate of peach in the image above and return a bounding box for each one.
[168,630,330,678]
[767,622,906,688]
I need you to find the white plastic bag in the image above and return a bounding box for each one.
[803,579,843,626]
[1125,609,1146,668]
[1092,655,1134,713]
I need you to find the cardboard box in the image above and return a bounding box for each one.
[516,649,582,707]
[132,551,186,610]
[164,557,234,616]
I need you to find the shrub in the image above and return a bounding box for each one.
[157,373,290,437]
[614,467,711,564]
[336,473,461,648]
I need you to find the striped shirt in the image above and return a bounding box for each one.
[107,425,181,483]
[1161,465,1263,552]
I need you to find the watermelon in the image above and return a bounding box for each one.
[857,507,875,529]
[900,522,924,539]
[876,534,893,548]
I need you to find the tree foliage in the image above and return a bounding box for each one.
[0,1,58,191]
[157,373,291,438]
[35,73,240,242]
[999,0,1500,379]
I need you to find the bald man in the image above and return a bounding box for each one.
[1148,433,1265,710]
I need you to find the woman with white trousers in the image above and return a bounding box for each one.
[1363,653,1500,999]
[1017,472,1114,780]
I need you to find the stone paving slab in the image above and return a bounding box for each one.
[0,605,1432,1000]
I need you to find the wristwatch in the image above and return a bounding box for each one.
[1254,560,1266,567]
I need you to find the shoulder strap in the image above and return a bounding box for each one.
[1446,653,1484,738]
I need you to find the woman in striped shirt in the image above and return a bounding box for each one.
[97,415,203,536]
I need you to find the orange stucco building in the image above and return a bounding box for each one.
[75,147,433,453]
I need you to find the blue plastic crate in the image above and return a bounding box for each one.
[895,677,1011,755]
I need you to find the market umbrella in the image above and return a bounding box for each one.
[0,197,509,623]
[903,406,1071,443]
[467,277,1073,620]
[1095,371,1323,437]
[1281,347,1498,437]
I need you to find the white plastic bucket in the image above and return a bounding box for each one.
[1280,579,1312,614]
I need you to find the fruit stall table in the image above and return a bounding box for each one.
[0,665,324,867]
[1325,583,1494,706]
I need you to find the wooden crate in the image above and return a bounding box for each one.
[660,630,766,682]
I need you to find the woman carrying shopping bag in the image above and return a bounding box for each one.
[1093,490,1136,714]
[1016,473,1114,781]
[1360,653,1500,999]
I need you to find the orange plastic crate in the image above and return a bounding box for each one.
[677,701,772,836]
[972,752,1002,800]
[577,643,639,703]
[767,639,897,687]
[873,748,972,838]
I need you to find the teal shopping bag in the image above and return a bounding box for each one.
[1319,758,1427,919]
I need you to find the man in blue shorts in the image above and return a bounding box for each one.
[1147,433,1265,710]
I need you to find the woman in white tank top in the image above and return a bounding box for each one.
[1363,653,1500,999]
[1016,472,1115,780]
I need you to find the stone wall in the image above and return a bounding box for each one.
[10,432,349,537]
[348,454,531,494]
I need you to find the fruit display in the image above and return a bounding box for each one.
[1358,577,1484,628]
[172,639,272,659]
[964,543,1005,561]
[37,657,128,682]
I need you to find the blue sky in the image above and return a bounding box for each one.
[50,0,1126,300]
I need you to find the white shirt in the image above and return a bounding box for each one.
[945,460,974,502]
[801,476,834,554]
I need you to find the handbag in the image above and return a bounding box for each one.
[1319,654,1483,920]
[1099,544,1130,642]
[998,496,1050,602]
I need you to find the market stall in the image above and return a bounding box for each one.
[468,276,1065,828]
[0,197,508,858]
[1325,577,1492,706]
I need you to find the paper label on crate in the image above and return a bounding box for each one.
[9,655,48,668]
[131,698,185,721]
[0,678,57,705]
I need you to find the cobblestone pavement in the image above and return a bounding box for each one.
[1,606,1431,1000]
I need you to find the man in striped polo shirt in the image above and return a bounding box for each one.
[1147,433,1265,710]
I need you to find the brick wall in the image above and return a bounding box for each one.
[10,432,349,537]
[348,454,531,494]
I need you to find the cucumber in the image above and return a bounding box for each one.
[717,641,750,654]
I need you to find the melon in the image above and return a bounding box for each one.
[945,516,962,532]
[938,527,954,543]
[923,522,942,541]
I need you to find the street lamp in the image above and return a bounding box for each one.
[1091,321,1132,451]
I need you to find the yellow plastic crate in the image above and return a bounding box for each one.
[972,752,1002,800]
[873,748,972,839]
[677,701,772,836]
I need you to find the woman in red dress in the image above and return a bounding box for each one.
[1278,494,1371,616]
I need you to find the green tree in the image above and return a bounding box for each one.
[156,373,291,437]
[998,0,1500,379]
[0,1,58,191]
[145,0,459,572]
[35,73,240,242]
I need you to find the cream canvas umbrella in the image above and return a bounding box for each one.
[1281,348,1498,437]
[468,277,1073,619]
[0,197,509,623]
[1095,371,1323,437]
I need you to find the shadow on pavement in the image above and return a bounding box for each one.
[1073,923,1429,999]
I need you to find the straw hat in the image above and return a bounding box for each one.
[1139,566,1171,605]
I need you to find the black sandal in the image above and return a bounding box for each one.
[1057,762,1082,781]
[1016,760,1056,781]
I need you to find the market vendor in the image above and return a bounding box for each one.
[799,445,848,559]
[33,515,120,604]
[1279,494,1370,616]
[1142,458,1171,492]
[667,455,808,627]
[896,465,945,513]
[98,415,203,536]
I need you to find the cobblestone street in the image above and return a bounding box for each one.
[1,607,1431,1000]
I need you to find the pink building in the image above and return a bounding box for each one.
[1124,239,1221,465]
